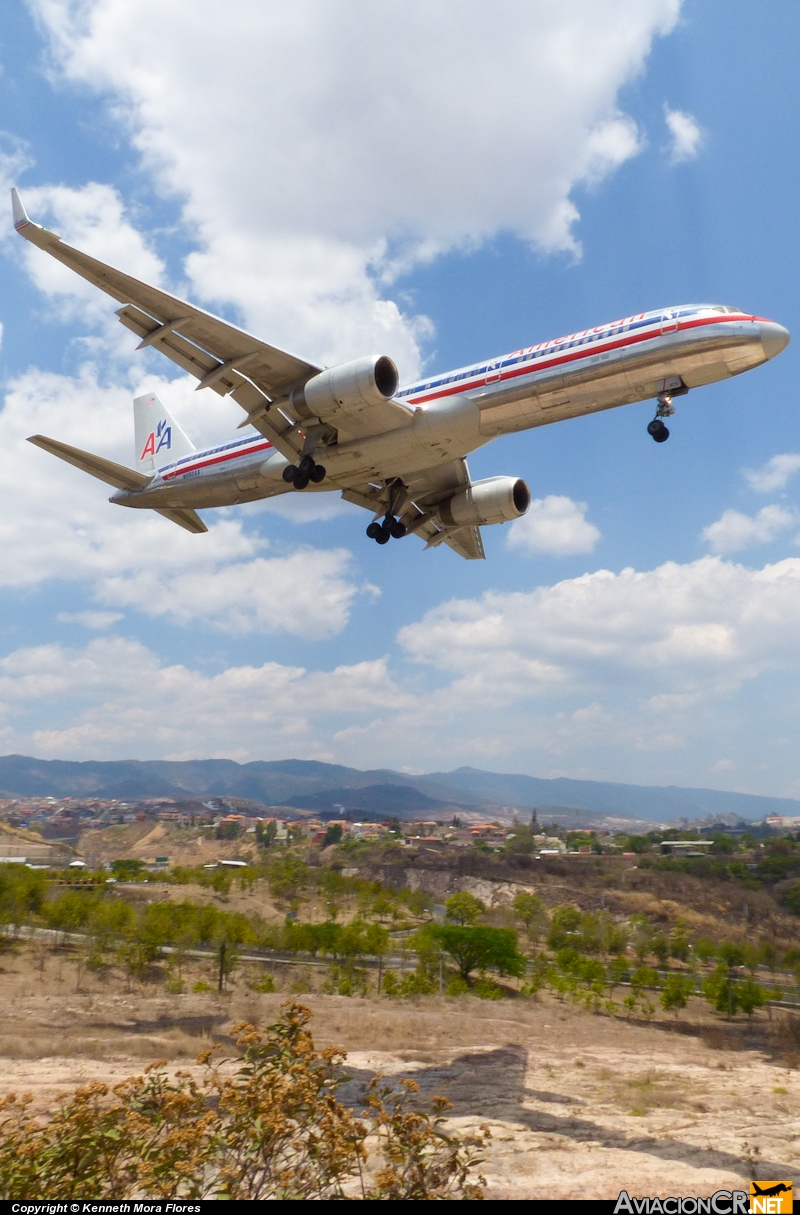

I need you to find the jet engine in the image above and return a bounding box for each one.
[436,476,530,529]
[290,355,399,420]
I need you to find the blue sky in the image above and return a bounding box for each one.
[1,0,800,795]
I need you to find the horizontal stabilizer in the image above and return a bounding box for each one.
[27,434,151,490]
[153,507,208,534]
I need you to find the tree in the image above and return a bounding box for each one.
[652,935,670,968]
[370,893,395,922]
[445,892,486,926]
[607,955,630,992]
[758,940,779,973]
[738,978,768,1018]
[405,889,432,917]
[256,820,278,849]
[216,821,243,841]
[629,915,652,964]
[0,867,47,932]
[660,973,694,1017]
[546,904,581,950]
[512,892,547,940]
[702,963,739,1016]
[669,922,691,963]
[322,824,343,847]
[718,941,745,968]
[694,937,717,963]
[430,925,525,985]
[630,965,660,995]
[110,859,146,881]
[782,881,800,916]
[504,826,535,855]
[267,856,308,902]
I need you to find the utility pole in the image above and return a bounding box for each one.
[439,951,443,994]
[218,941,226,993]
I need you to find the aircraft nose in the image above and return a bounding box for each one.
[760,320,790,360]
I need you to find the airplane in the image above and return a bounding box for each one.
[12,187,790,559]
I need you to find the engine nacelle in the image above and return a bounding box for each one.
[291,355,399,421]
[437,476,530,529]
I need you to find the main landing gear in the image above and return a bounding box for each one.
[366,515,407,545]
[282,454,327,490]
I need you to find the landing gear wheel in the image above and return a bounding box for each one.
[375,530,390,545]
[310,464,326,483]
[389,518,406,539]
[293,472,310,490]
[366,522,382,539]
[282,464,298,483]
[298,454,315,477]
[647,419,669,443]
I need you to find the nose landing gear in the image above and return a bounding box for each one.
[647,417,670,443]
[647,392,676,443]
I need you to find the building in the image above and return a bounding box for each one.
[659,840,715,856]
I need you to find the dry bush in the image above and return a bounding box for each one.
[697,1026,746,1052]
[767,1013,800,1067]
[0,1002,488,1200]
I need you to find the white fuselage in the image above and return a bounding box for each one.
[112,304,781,513]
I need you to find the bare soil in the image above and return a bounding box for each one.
[1,940,798,1201]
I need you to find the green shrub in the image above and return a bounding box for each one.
[249,972,276,994]
[472,975,505,1000]
[192,980,212,993]
[660,973,694,1016]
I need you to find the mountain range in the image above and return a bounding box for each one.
[0,754,797,824]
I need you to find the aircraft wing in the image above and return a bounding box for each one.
[12,189,318,462]
[341,456,485,560]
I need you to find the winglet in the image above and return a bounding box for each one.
[11,187,31,231]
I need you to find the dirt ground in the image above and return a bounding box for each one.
[1,941,798,1201]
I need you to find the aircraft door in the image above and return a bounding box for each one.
[661,309,679,334]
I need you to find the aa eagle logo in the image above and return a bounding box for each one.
[140,418,172,460]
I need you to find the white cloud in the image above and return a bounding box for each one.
[702,505,795,554]
[57,611,123,629]
[29,0,681,373]
[507,494,600,555]
[0,637,409,760]
[399,556,793,686]
[664,105,703,163]
[0,365,368,638]
[744,453,800,493]
[3,555,800,788]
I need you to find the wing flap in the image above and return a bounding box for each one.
[153,507,208,534]
[27,435,150,490]
[443,525,485,560]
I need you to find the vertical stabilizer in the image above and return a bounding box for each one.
[134,393,195,473]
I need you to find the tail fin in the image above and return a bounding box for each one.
[134,392,195,473]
